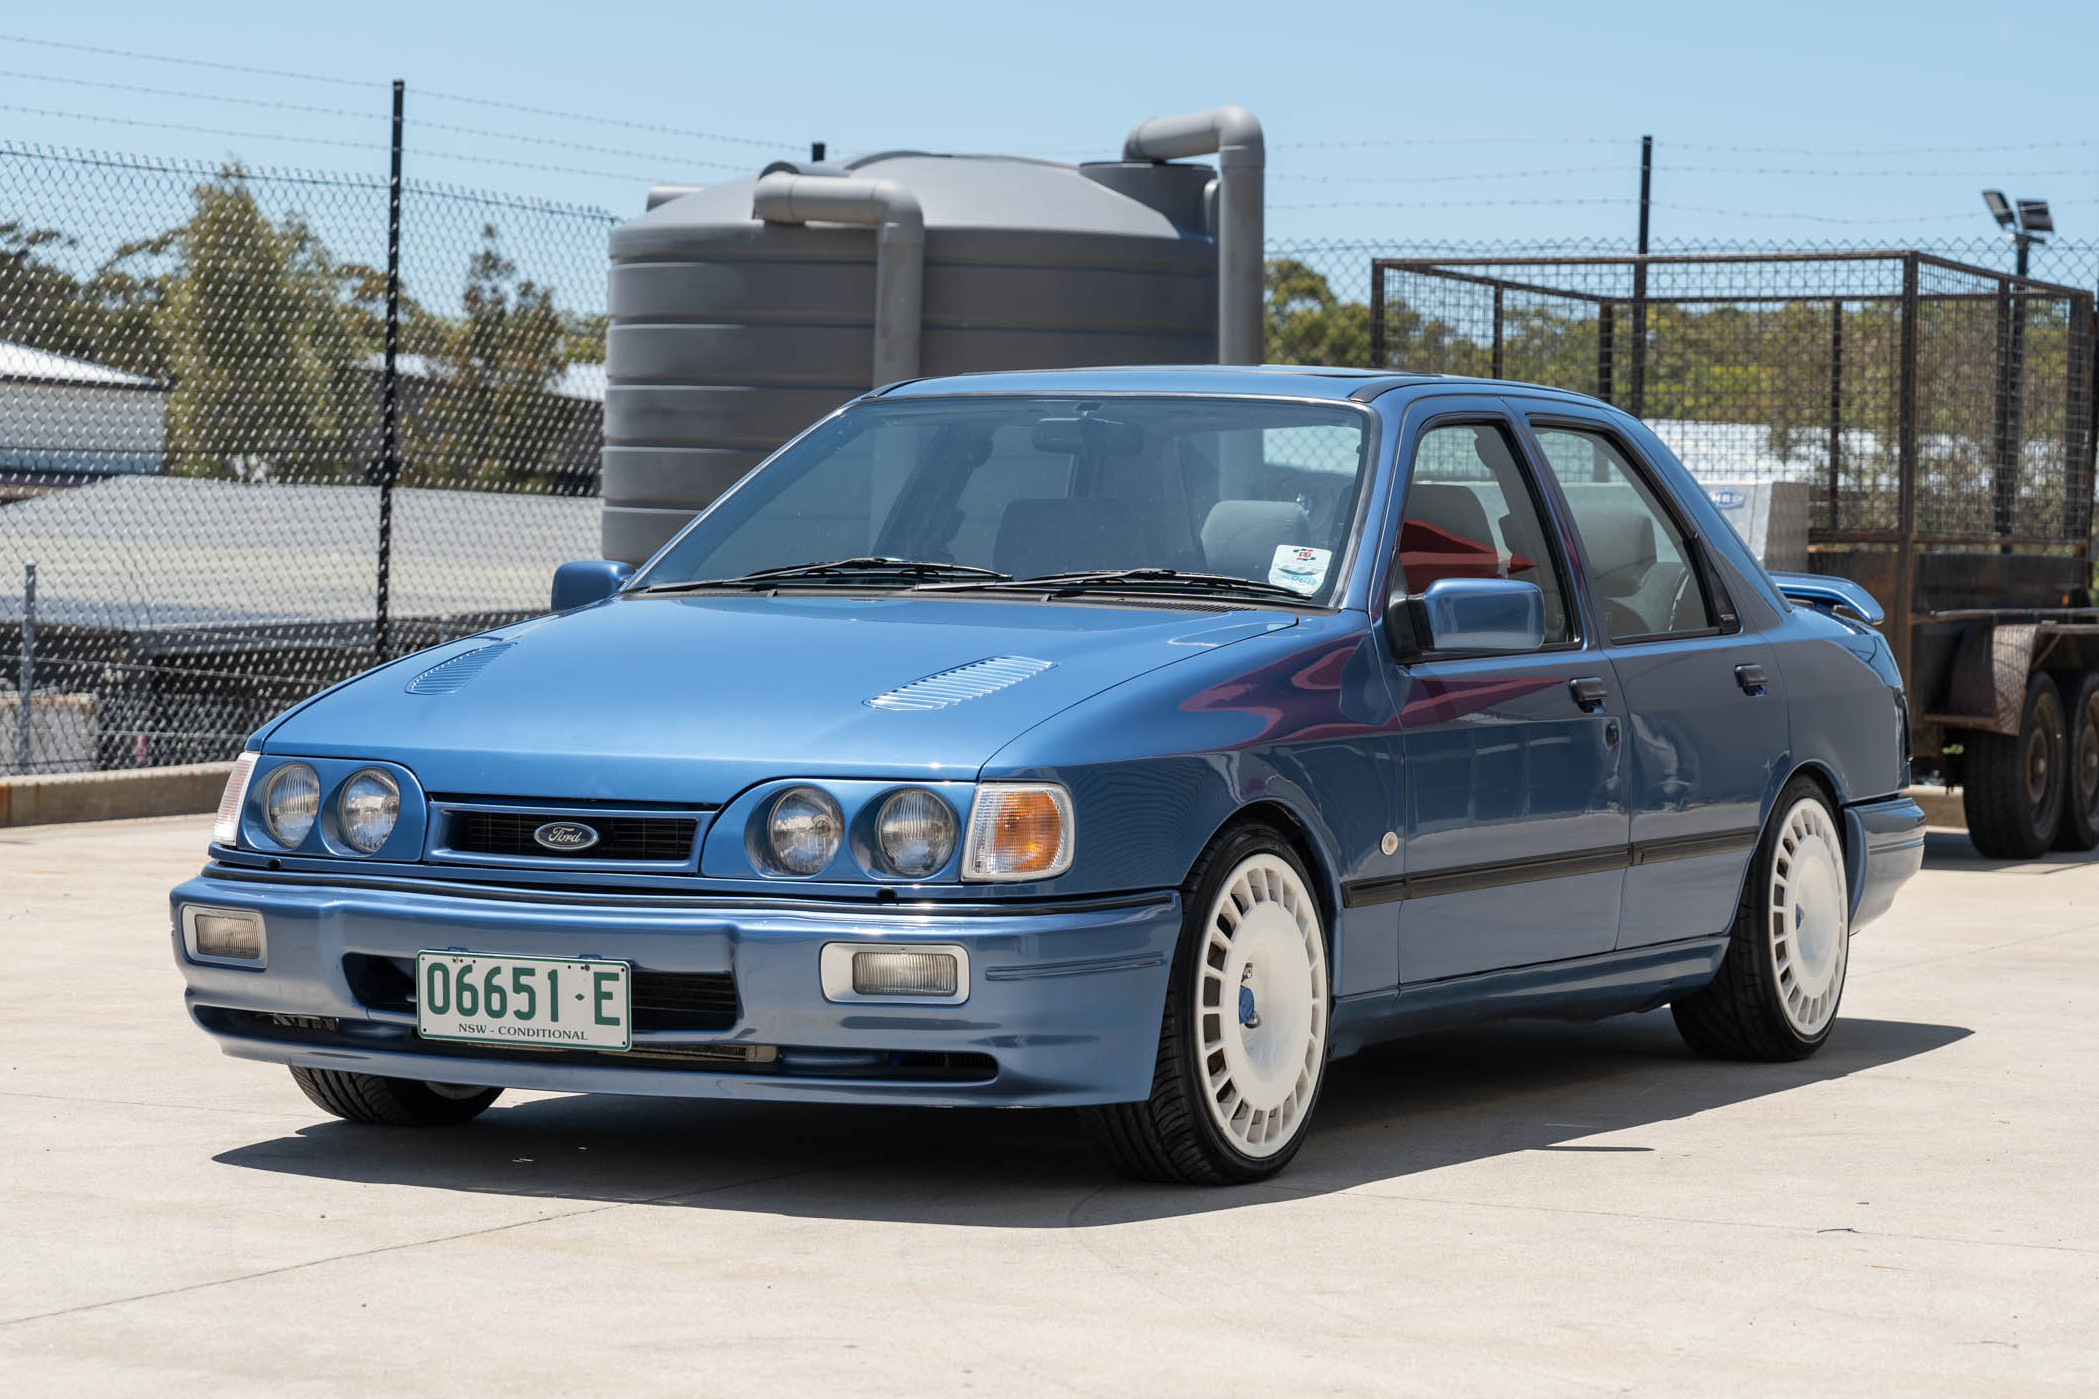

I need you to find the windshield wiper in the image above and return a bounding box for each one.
[633,558,1012,593]
[919,568,1318,604]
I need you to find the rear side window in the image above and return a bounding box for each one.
[1396,423,1572,643]
[1529,427,1715,641]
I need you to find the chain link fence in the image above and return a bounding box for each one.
[7,147,2099,777]
[2,142,611,773]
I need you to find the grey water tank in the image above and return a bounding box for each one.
[601,151,1220,562]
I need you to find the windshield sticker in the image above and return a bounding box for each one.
[1269,545,1332,596]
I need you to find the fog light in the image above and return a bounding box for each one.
[820,943,968,1003]
[183,906,265,965]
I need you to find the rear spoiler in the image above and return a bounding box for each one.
[1768,571,1884,626]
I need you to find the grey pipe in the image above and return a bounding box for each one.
[1123,106,1264,364]
[752,173,924,387]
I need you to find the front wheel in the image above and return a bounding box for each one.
[290,1066,502,1126]
[1086,826,1331,1184]
[1672,777,1850,1061]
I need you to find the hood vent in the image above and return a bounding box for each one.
[405,642,515,695]
[868,655,1053,711]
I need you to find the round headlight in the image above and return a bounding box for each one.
[875,788,956,878]
[338,768,401,854]
[767,787,842,875]
[261,763,320,848]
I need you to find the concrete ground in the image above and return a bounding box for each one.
[2,816,2094,1397]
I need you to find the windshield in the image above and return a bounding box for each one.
[632,395,1376,606]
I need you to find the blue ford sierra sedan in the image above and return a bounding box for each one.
[173,366,1925,1183]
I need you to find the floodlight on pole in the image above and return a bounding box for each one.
[1983,189,2015,228]
[2017,199,2053,236]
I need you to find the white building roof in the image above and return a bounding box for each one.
[0,340,162,390]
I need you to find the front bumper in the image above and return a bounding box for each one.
[170,866,1180,1108]
[1846,794,1927,931]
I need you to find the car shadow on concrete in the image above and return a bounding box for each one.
[213,1010,1969,1224]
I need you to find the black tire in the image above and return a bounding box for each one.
[290,1066,501,1126]
[1084,823,1331,1185]
[1672,775,1849,1062]
[2051,671,2099,852]
[1962,672,2068,859]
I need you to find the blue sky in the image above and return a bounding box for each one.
[4,0,2096,258]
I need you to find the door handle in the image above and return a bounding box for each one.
[1735,663,1769,696]
[1569,676,1609,713]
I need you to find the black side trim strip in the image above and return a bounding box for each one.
[196,862,1175,918]
[1633,828,1760,865]
[1341,827,1761,908]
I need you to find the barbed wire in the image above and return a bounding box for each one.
[0,66,755,172]
[0,31,376,88]
[0,103,681,184]
[413,89,785,151]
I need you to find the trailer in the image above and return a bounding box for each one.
[1370,250,2099,858]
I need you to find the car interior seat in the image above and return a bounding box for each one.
[1200,500,1314,582]
[993,498,1147,579]
[1399,483,1501,588]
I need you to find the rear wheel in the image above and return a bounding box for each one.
[2052,671,2099,852]
[1963,672,2067,859]
[1672,776,1849,1061]
[290,1066,501,1126]
[1086,825,1331,1184]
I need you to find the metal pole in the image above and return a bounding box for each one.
[2003,234,2032,546]
[1828,299,1843,532]
[1630,135,1651,418]
[1596,302,1615,405]
[1894,254,1919,687]
[1490,284,1504,380]
[1368,261,1387,369]
[375,79,404,662]
[15,561,33,775]
[1991,272,2015,538]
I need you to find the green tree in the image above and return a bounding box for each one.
[156,168,373,482]
[410,224,570,490]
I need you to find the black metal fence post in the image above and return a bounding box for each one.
[1629,135,1652,418]
[1596,302,1615,404]
[1490,284,1504,380]
[1828,299,1843,531]
[14,561,34,774]
[1368,261,1386,369]
[1894,253,1920,685]
[374,79,405,663]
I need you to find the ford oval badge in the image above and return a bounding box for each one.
[533,821,600,852]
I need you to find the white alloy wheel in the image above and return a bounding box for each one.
[1195,854,1329,1159]
[1766,797,1850,1037]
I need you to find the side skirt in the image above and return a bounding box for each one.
[1327,934,1729,1058]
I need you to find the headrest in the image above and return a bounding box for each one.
[1581,509,1658,597]
[1201,500,1310,582]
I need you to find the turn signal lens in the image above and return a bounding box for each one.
[190,910,264,962]
[261,763,321,848]
[213,752,258,846]
[962,783,1074,882]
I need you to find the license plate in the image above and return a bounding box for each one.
[414,952,631,1051]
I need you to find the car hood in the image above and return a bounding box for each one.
[262,593,1297,804]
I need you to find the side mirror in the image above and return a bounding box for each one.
[551,559,634,612]
[1384,577,1545,658]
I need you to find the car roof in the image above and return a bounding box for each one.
[873,364,1613,409]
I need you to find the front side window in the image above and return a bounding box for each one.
[1395,422,1572,643]
[1529,426,1715,641]
[634,396,1375,606]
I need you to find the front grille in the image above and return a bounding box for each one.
[445,809,698,862]
[344,954,738,1032]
